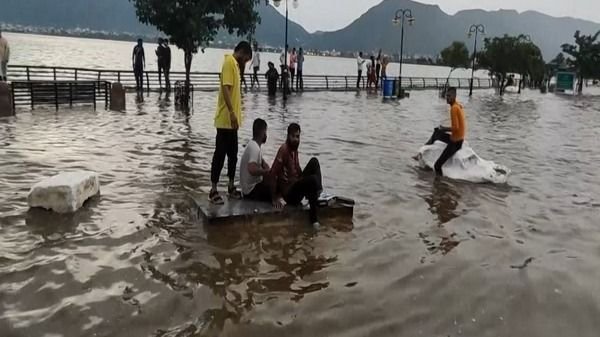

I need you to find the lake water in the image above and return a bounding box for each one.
[1,33,600,337]
[4,32,490,78]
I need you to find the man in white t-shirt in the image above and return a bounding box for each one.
[250,43,261,89]
[240,118,275,202]
[356,51,366,89]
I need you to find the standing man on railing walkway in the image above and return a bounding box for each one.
[296,48,305,91]
[209,41,253,205]
[0,30,10,82]
[132,39,146,93]
[357,52,366,89]
[156,38,171,91]
[250,42,261,90]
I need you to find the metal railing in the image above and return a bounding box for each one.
[6,65,494,92]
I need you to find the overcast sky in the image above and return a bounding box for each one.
[274,0,600,32]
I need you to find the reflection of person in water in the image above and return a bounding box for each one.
[423,178,461,225]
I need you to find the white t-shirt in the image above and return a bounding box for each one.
[240,140,263,195]
[357,56,365,71]
[251,52,260,68]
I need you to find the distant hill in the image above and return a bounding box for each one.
[2,0,600,59]
[309,0,600,60]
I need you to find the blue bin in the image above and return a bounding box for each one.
[382,79,394,98]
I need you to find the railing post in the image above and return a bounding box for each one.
[423,78,426,88]
[54,82,59,111]
[409,78,413,88]
[75,69,78,81]
[69,82,73,107]
[118,71,121,83]
[30,82,34,109]
[53,68,57,81]
[26,67,30,81]
[435,78,439,87]
[345,76,348,90]
[325,76,329,90]
[146,72,150,92]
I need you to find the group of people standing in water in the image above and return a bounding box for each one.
[208,41,468,227]
[209,41,324,228]
[357,49,389,89]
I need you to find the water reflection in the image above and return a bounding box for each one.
[423,177,461,225]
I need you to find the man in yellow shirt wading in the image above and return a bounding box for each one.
[209,41,253,204]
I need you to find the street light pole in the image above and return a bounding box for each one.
[284,0,289,100]
[393,9,414,99]
[468,24,485,97]
[273,0,298,101]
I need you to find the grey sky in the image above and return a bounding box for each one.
[274,0,600,32]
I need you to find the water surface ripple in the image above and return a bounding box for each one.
[1,89,600,337]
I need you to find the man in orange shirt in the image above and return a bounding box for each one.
[425,87,467,176]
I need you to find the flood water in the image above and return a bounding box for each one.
[1,88,600,337]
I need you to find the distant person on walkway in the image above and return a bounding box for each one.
[367,55,377,89]
[357,52,366,89]
[425,87,467,176]
[132,39,146,92]
[381,55,389,79]
[156,38,171,91]
[209,41,253,204]
[163,39,172,90]
[296,48,305,91]
[271,123,323,227]
[250,43,261,89]
[289,47,297,90]
[265,62,279,97]
[375,49,382,88]
[0,30,10,82]
[240,118,276,203]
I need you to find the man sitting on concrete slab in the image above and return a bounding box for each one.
[240,118,276,203]
[271,123,323,227]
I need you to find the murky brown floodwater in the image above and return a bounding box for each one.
[1,89,600,337]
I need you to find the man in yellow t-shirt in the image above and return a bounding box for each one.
[209,41,253,204]
[425,87,467,176]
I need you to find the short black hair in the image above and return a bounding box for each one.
[287,123,301,135]
[137,38,143,43]
[447,87,457,94]
[235,41,253,56]
[253,118,267,139]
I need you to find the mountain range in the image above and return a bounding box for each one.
[2,0,600,60]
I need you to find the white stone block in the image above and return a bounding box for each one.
[416,141,511,184]
[28,171,100,213]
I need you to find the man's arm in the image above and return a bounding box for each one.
[270,148,286,207]
[221,85,238,129]
[142,49,146,68]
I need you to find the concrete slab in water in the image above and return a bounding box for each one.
[189,191,354,226]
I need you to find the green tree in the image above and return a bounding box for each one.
[514,36,545,92]
[561,30,600,93]
[477,34,544,95]
[440,41,470,69]
[129,0,262,106]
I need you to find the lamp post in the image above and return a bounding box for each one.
[393,9,415,99]
[273,0,299,101]
[468,24,485,97]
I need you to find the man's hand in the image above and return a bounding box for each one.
[273,197,286,209]
[230,113,239,130]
